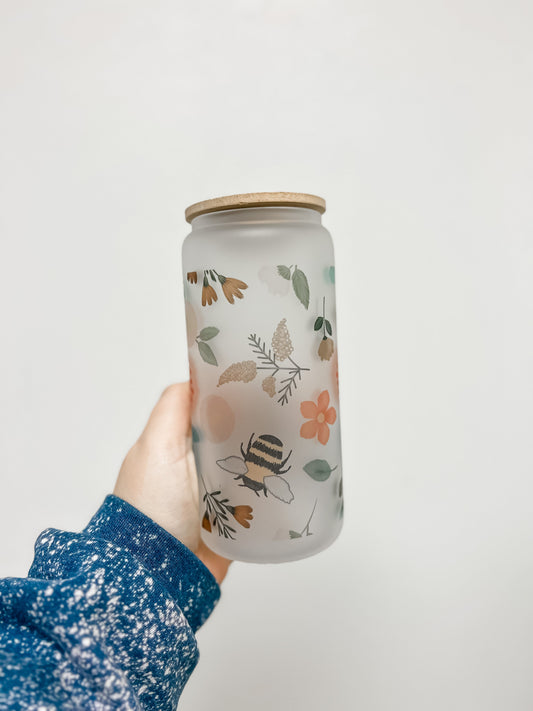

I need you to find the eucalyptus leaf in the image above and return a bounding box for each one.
[329,266,335,284]
[314,316,324,331]
[198,341,218,366]
[303,459,336,481]
[289,530,302,539]
[292,268,310,309]
[277,265,291,280]
[191,426,201,443]
[198,326,219,341]
[325,320,332,336]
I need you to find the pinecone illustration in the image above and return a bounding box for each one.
[271,319,293,361]
[218,360,257,386]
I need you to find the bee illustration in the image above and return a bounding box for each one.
[216,433,294,504]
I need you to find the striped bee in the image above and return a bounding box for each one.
[216,433,294,504]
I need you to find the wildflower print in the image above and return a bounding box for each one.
[262,375,276,398]
[271,318,293,361]
[249,321,309,405]
[202,273,218,306]
[227,505,254,529]
[259,265,310,308]
[218,361,257,386]
[218,275,248,304]
[191,269,248,306]
[277,265,310,309]
[194,326,219,365]
[217,319,309,405]
[314,297,335,361]
[201,512,212,532]
[300,390,337,445]
[289,499,318,539]
[303,459,338,481]
[318,337,334,361]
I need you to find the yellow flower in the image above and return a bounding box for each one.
[218,275,248,304]
[202,274,218,306]
[318,336,334,361]
[201,512,212,532]
[187,271,198,284]
[228,505,254,528]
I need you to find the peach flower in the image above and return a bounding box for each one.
[300,390,337,445]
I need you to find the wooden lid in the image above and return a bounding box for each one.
[185,191,326,223]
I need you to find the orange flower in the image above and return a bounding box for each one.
[228,504,254,528]
[202,274,218,306]
[187,271,198,284]
[218,274,248,304]
[300,390,337,445]
[201,512,212,532]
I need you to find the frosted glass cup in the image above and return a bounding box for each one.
[182,192,343,563]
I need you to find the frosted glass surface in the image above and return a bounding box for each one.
[182,207,343,562]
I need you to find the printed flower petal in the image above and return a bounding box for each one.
[300,400,318,419]
[300,420,319,439]
[317,390,330,412]
[317,422,330,445]
[325,406,337,424]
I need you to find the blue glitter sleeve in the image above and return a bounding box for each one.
[0,495,221,710]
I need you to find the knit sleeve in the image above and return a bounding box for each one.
[0,495,221,710]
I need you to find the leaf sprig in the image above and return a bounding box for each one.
[277,265,310,309]
[195,327,219,365]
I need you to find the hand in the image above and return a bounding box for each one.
[113,383,231,584]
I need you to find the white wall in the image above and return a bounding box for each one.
[1,2,532,709]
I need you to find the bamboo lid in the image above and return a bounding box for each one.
[185,191,326,223]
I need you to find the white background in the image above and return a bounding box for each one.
[1,2,532,709]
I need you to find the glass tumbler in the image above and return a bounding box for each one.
[182,192,343,563]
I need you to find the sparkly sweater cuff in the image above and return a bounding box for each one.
[84,494,220,632]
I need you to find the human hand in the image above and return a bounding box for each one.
[113,383,231,584]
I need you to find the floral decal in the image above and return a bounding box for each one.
[201,489,254,539]
[289,499,317,539]
[216,433,294,504]
[300,390,337,445]
[188,269,248,306]
[217,319,310,406]
[193,326,219,366]
[259,265,310,309]
[314,296,335,361]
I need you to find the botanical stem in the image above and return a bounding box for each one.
[301,499,318,536]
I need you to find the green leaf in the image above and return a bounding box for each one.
[292,268,310,309]
[277,265,291,280]
[325,320,332,335]
[198,326,219,341]
[329,266,335,284]
[303,459,335,481]
[192,426,201,443]
[198,341,218,366]
[314,316,324,331]
[289,530,302,539]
